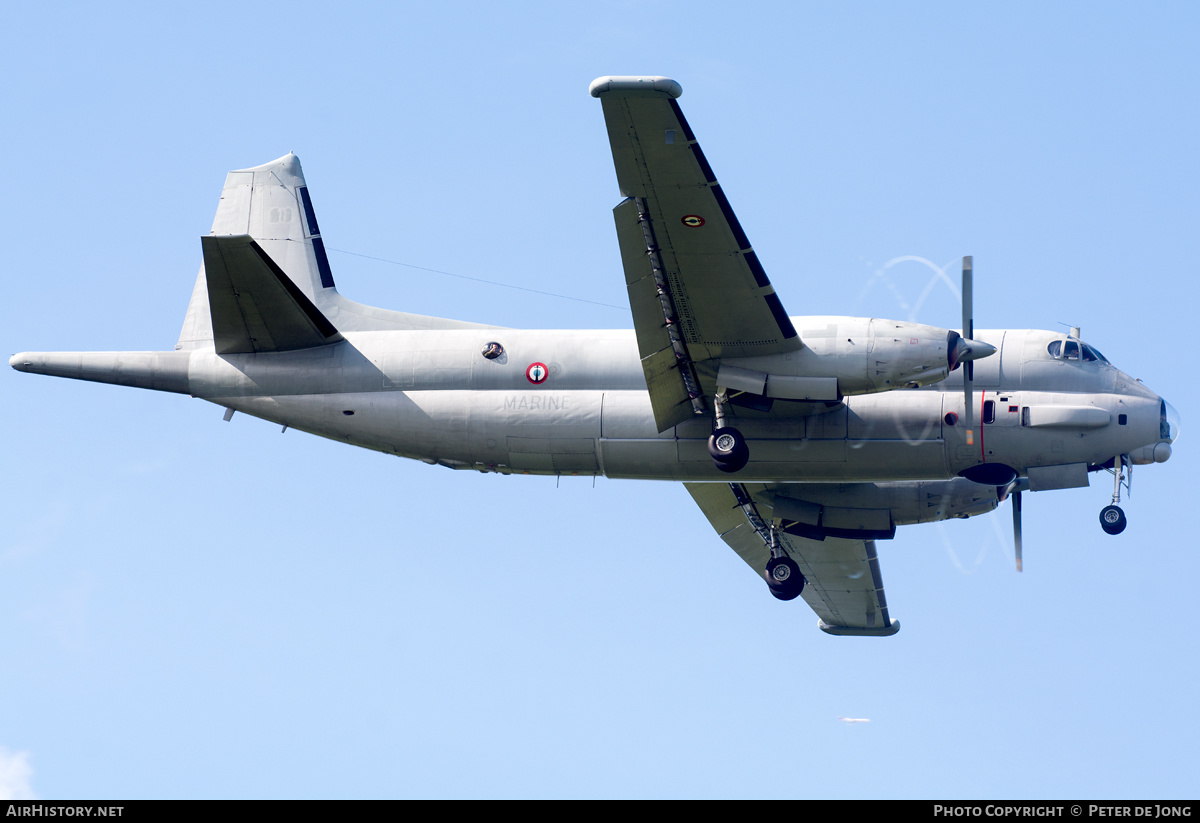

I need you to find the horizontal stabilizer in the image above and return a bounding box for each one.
[202,235,343,354]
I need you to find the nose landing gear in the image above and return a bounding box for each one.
[1099,454,1131,535]
[1099,505,1127,535]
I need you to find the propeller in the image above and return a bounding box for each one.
[999,477,1025,573]
[955,257,1018,568]
[962,256,977,446]
[945,257,996,445]
[1012,490,1023,572]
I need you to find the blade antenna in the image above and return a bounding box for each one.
[962,256,975,447]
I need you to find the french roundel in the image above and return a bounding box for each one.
[526,362,548,384]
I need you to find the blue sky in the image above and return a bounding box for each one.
[1,1,1194,799]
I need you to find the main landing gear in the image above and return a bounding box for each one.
[708,389,749,473]
[766,524,804,601]
[766,554,804,601]
[729,483,805,601]
[708,427,748,473]
[1099,454,1131,535]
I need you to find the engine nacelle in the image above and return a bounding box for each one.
[858,320,954,391]
[762,478,1001,542]
[719,316,988,401]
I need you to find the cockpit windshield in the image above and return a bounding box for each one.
[1047,339,1110,364]
[1162,399,1180,443]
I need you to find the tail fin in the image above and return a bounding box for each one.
[178,153,339,351]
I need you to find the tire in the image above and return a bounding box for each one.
[708,427,749,472]
[1099,505,1127,535]
[714,450,749,472]
[708,427,745,459]
[766,556,805,601]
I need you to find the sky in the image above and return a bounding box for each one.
[1,1,1195,800]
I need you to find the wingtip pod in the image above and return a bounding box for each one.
[589,76,682,98]
[818,619,901,637]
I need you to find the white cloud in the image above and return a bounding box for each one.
[0,746,37,800]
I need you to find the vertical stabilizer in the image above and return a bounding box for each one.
[178,153,337,350]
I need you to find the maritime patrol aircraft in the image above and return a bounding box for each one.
[10,76,1178,636]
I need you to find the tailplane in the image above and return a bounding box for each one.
[202,234,343,354]
[179,153,500,350]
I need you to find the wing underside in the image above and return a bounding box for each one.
[685,482,900,636]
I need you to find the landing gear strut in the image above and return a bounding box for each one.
[729,484,806,601]
[1100,454,1131,535]
[708,389,748,473]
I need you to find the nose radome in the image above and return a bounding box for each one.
[1129,442,1171,465]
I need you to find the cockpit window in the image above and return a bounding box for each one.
[1162,399,1180,443]
[1047,339,1110,364]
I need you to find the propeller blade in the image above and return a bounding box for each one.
[998,477,1018,503]
[962,256,975,446]
[1012,489,1023,573]
[962,255,974,343]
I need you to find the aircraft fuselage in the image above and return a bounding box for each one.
[15,322,1164,485]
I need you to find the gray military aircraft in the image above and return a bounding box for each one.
[10,76,1178,636]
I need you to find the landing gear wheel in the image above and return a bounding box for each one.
[708,427,749,473]
[1099,504,1127,535]
[766,556,805,601]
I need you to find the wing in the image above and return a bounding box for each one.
[685,482,901,637]
[591,76,801,431]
